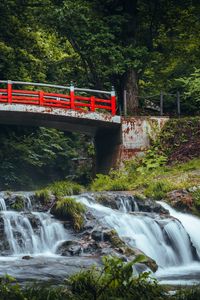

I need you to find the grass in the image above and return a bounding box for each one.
[52,197,86,231]
[35,180,84,202]
[90,158,200,200]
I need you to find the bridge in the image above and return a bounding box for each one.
[0,80,168,173]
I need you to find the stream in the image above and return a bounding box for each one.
[0,193,200,285]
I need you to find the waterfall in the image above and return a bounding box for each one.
[77,196,199,268]
[0,198,7,211]
[0,196,69,256]
[158,201,200,257]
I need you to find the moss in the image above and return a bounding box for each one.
[52,197,86,231]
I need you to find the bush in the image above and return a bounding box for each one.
[69,255,166,300]
[0,275,25,300]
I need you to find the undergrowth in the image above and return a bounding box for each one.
[91,157,200,200]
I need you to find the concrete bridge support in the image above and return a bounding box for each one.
[94,116,168,174]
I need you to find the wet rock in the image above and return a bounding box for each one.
[88,192,135,211]
[27,214,41,230]
[57,241,83,256]
[84,192,169,214]
[91,230,104,241]
[136,198,168,214]
[167,189,193,212]
[22,255,33,260]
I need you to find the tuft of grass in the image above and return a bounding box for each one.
[35,189,52,203]
[52,197,86,231]
[175,285,200,300]
[48,180,84,197]
[144,180,172,200]
[35,180,84,202]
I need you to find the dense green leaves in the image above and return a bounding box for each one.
[0,126,94,189]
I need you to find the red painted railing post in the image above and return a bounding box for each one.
[39,91,44,106]
[7,80,12,103]
[90,96,95,112]
[70,82,75,110]
[111,86,116,115]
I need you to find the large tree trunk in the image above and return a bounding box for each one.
[123,69,139,115]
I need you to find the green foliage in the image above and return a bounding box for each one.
[69,255,165,300]
[0,275,25,300]
[35,180,84,207]
[10,196,24,211]
[174,286,200,300]
[35,188,52,204]
[0,125,93,189]
[176,68,200,113]
[24,283,75,300]
[91,170,131,192]
[136,148,167,174]
[144,180,172,200]
[48,180,84,197]
[192,189,200,211]
[53,197,86,231]
[91,152,200,200]
[157,118,200,161]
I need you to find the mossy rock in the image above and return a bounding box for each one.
[10,195,25,211]
[51,197,86,232]
[103,229,158,272]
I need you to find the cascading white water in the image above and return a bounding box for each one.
[0,198,6,211]
[77,196,199,268]
[158,201,200,257]
[0,197,69,256]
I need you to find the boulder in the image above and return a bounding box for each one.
[167,189,193,212]
[56,240,83,256]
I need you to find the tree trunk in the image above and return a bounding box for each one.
[123,69,139,115]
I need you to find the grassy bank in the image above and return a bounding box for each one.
[91,117,200,213]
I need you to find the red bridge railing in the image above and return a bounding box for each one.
[0,80,116,115]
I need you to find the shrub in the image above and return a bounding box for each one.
[69,255,166,300]
[52,197,86,231]
[0,275,25,300]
